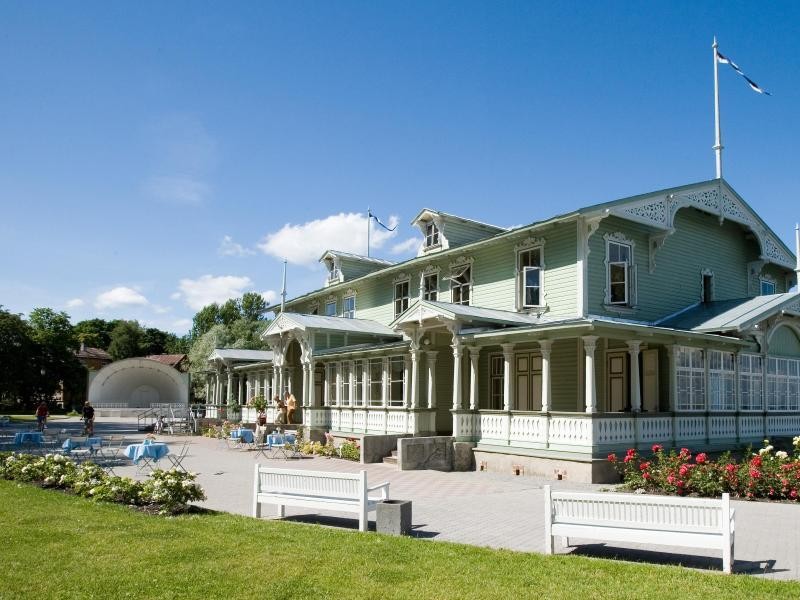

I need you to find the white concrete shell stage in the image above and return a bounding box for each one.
[88,357,189,416]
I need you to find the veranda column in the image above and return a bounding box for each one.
[307,360,316,407]
[348,361,355,407]
[426,351,438,409]
[238,376,244,405]
[362,358,369,407]
[501,343,515,411]
[468,346,480,411]
[335,363,342,406]
[410,350,420,409]
[382,357,389,408]
[226,368,233,404]
[403,355,412,408]
[452,342,463,411]
[271,366,278,402]
[627,341,642,412]
[287,367,294,394]
[204,378,210,403]
[583,336,599,414]
[323,363,330,407]
[539,340,552,412]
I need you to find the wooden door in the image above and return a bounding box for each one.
[642,349,659,412]
[606,351,627,412]
[515,352,543,411]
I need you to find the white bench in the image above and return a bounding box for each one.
[252,465,390,532]
[544,485,735,573]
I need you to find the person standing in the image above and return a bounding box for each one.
[35,401,49,431]
[285,391,297,425]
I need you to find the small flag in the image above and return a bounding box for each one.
[716,50,771,95]
[368,210,397,231]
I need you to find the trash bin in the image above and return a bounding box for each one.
[376,499,412,535]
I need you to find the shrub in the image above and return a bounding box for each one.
[610,438,800,501]
[339,439,360,462]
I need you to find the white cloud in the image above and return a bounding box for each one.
[153,305,171,314]
[65,298,85,308]
[95,286,149,309]
[171,318,192,332]
[261,290,278,305]
[174,274,253,310]
[391,238,421,255]
[145,176,211,205]
[257,212,399,267]
[218,235,255,257]
[169,292,181,300]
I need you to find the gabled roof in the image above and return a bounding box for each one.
[391,299,554,329]
[208,348,274,362]
[144,354,187,368]
[410,208,506,233]
[657,293,800,333]
[318,250,394,265]
[263,312,400,338]
[76,346,112,361]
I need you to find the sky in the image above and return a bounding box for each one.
[2,1,799,334]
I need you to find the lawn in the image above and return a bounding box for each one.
[1,481,798,600]
[4,414,71,422]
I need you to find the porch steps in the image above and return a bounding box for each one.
[382,450,399,466]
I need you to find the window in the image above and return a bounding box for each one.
[488,355,504,410]
[702,273,714,303]
[394,280,409,316]
[425,221,439,247]
[326,363,337,406]
[518,247,543,307]
[343,295,355,319]
[708,350,735,410]
[388,356,405,407]
[761,279,776,295]
[676,347,705,411]
[325,300,336,317]
[451,265,471,306]
[607,241,631,305]
[341,362,352,405]
[739,354,763,411]
[422,273,438,301]
[354,361,365,407]
[768,357,800,411]
[369,358,383,406]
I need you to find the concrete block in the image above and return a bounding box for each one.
[376,500,412,535]
[453,441,476,471]
[398,436,453,471]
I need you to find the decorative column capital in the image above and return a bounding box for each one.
[501,342,515,359]
[626,340,642,354]
[468,346,480,362]
[538,339,553,357]
[582,335,598,354]
[426,350,439,364]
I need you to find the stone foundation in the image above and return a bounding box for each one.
[473,449,620,483]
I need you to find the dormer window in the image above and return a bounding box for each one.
[325,300,337,316]
[425,222,440,248]
[761,278,776,295]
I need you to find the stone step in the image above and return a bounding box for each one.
[382,455,398,465]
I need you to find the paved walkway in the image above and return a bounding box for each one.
[46,418,800,580]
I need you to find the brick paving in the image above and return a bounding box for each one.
[78,418,800,580]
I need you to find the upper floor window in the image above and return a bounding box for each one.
[606,240,633,305]
[422,272,438,301]
[424,222,440,248]
[343,295,355,319]
[450,265,472,305]
[518,247,543,308]
[394,280,410,316]
[702,272,715,303]
[761,278,776,295]
[325,300,337,317]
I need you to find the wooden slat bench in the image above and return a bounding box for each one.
[252,465,390,532]
[544,485,736,573]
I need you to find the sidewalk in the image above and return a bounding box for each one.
[95,417,800,580]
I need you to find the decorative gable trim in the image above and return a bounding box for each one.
[392,272,411,284]
[514,236,546,252]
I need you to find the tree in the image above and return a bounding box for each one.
[74,318,115,349]
[218,298,242,326]
[140,327,170,355]
[28,308,77,351]
[0,308,37,407]
[28,308,83,407]
[108,321,143,361]
[191,303,221,339]
[241,292,268,321]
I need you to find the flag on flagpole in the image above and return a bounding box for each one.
[368,210,397,232]
[716,50,771,95]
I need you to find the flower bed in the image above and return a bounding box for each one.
[297,436,361,462]
[609,437,800,501]
[0,452,206,514]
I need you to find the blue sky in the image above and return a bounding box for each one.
[2,2,799,334]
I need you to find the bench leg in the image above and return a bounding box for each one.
[277,504,285,518]
[562,536,570,548]
[253,499,261,518]
[359,511,367,532]
[545,534,554,555]
[723,538,733,574]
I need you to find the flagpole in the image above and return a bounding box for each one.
[280,258,287,313]
[713,36,723,179]
[367,207,371,257]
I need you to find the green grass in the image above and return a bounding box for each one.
[1,481,798,600]
[5,414,70,422]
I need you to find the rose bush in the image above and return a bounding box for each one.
[610,437,800,501]
[0,452,206,514]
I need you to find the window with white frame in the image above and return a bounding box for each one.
[450,264,472,305]
[369,358,383,406]
[739,354,763,411]
[388,356,405,407]
[761,279,776,295]
[488,354,504,410]
[422,272,438,301]
[518,247,543,308]
[607,241,632,305]
[708,350,736,411]
[424,222,440,248]
[343,295,355,319]
[354,361,365,407]
[676,347,705,411]
[767,357,800,411]
[340,362,352,405]
[326,363,337,406]
[394,280,410,317]
[325,300,337,317]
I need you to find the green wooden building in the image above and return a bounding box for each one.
[207,178,800,481]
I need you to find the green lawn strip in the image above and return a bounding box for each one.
[6,414,70,422]
[1,481,797,600]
